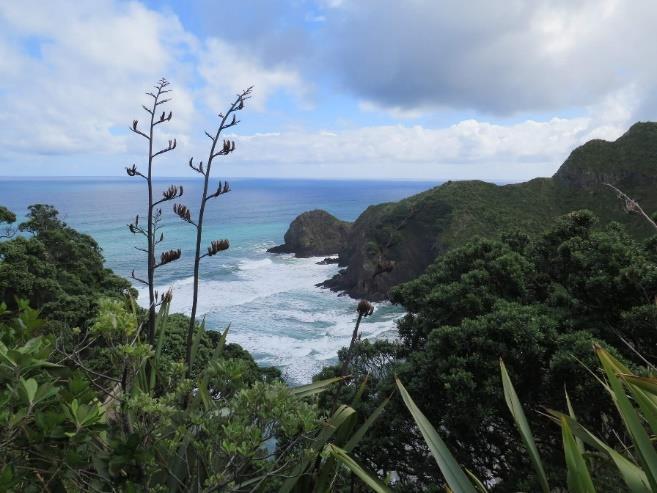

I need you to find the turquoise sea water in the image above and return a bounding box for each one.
[0,177,435,383]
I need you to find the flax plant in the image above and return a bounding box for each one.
[126,78,184,344]
[174,86,252,376]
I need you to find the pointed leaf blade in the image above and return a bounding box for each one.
[500,360,550,493]
[396,378,478,493]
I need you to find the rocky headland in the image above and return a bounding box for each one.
[269,122,657,301]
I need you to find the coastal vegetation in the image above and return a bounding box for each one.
[3,76,657,491]
[315,208,657,491]
[0,81,343,491]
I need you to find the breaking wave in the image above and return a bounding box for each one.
[138,253,403,384]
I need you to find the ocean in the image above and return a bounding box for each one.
[0,177,435,383]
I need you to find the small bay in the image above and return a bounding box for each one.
[0,177,435,383]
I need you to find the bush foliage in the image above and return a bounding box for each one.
[317,210,657,491]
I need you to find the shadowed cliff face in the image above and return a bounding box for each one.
[274,122,657,300]
[267,209,351,258]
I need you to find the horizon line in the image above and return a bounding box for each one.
[0,174,523,184]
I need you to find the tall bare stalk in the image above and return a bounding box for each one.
[174,86,252,376]
[331,300,374,411]
[126,78,183,345]
[605,182,657,231]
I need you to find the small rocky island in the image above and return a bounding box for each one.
[267,209,351,258]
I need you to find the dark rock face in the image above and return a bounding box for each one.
[267,210,351,258]
[320,199,444,301]
[316,257,340,265]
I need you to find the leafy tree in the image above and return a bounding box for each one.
[0,205,16,239]
[0,205,132,328]
[317,210,657,491]
[0,297,326,491]
[18,204,60,234]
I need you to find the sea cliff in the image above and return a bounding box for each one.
[270,122,657,300]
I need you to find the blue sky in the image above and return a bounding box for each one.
[0,0,655,180]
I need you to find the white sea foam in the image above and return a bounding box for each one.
[137,253,403,384]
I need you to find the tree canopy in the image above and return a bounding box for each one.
[0,205,132,328]
[318,210,657,491]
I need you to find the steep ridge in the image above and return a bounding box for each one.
[273,122,657,300]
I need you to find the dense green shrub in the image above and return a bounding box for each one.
[0,301,106,491]
[0,208,327,491]
[0,297,322,491]
[0,205,132,328]
[318,211,657,491]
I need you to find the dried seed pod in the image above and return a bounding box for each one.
[212,181,231,197]
[160,249,181,266]
[357,300,374,317]
[220,139,236,154]
[207,239,229,256]
[160,289,173,304]
[126,164,138,176]
[173,203,192,222]
[132,119,138,130]
[162,185,181,200]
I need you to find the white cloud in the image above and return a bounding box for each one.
[0,0,197,162]
[0,0,651,182]
[198,38,310,112]
[229,102,629,180]
[358,100,425,120]
[323,0,657,118]
[0,0,311,175]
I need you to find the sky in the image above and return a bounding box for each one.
[0,0,656,181]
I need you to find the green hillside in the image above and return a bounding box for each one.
[323,122,657,300]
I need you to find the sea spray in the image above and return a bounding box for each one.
[139,253,403,384]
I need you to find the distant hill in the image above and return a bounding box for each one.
[304,122,657,300]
